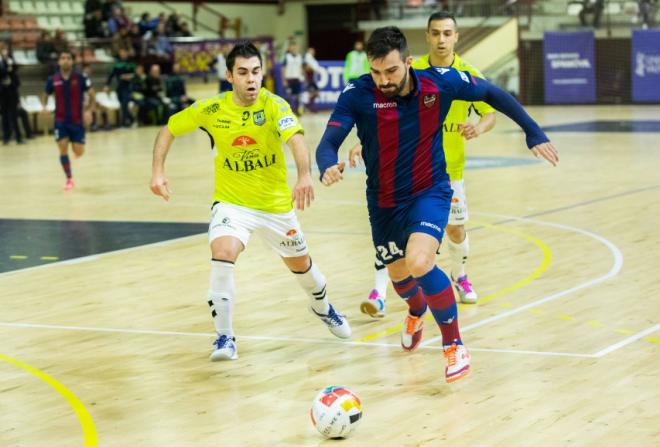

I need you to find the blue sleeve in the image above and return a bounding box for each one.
[444,69,549,149]
[45,76,53,94]
[315,86,357,179]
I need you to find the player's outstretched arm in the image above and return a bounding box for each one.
[453,74,558,166]
[286,132,315,211]
[150,126,175,201]
[316,125,350,186]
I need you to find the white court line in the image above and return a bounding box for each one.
[592,323,660,358]
[0,321,592,359]
[421,212,624,348]
[0,233,206,277]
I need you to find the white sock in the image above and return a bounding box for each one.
[374,264,390,298]
[293,260,330,314]
[208,260,235,337]
[447,233,469,278]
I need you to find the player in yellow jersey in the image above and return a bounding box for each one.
[352,11,496,317]
[150,42,350,361]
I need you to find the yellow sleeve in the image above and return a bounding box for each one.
[167,100,208,137]
[270,96,304,142]
[462,64,495,116]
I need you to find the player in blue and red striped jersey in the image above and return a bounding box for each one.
[316,27,558,383]
[41,50,96,191]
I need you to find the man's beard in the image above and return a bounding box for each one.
[378,70,408,98]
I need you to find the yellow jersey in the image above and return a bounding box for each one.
[412,53,495,180]
[167,88,303,213]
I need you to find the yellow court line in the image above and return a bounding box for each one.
[41,256,60,261]
[358,220,553,342]
[0,353,98,446]
[10,255,28,260]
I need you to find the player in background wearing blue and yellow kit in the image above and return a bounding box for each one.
[42,50,95,191]
[354,12,495,315]
[316,27,557,382]
[150,42,350,362]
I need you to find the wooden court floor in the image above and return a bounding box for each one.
[1,104,659,446]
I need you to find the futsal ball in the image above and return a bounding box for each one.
[310,386,362,439]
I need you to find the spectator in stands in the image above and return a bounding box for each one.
[215,43,233,92]
[83,64,109,131]
[130,64,146,122]
[17,104,33,140]
[165,12,182,37]
[165,62,193,114]
[177,22,192,37]
[111,27,133,58]
[138,13,153,36]
[638,0,657,28]
[102,0,119,21]
[370,0,386,20]
[84,9,108,39]
[143,64,166,125]
[128,23,143,57]
[52,30,70,54]
[108,7,131,35]
[579,0,604,28]
[0,42,24,144]
[145,23,173,63]
[36,30,57,66]
[85,0,103,16]
[303,47,321,113]
[105,48,136,127]
[282,41,304,116]
[343,40,369,84]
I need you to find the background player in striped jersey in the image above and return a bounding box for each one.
[354,11,495,317]
[42,50,96,191]
[150,42,350,362]
[316,27,557,382]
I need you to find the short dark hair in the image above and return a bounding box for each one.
[427,11,457,29]
[226,41,261,71]
[58,49,74,59]
[365,26,409,60]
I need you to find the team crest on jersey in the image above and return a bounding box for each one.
[423,94,437,108]
[253,110,265,126]
[202,103,220,115]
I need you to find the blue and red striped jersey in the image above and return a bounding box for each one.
[45,71,91,126]
[316,67,548,209]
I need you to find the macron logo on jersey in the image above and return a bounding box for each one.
[373,102,397,109]
[343,83,356,93]
[435,67,450,75]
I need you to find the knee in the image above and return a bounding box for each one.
[405,251,435,277]
[445,225,465,243]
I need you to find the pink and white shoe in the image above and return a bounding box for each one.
[444,343,471,383]
[360,289,386,318]
[63,178,75,191]
[452,274,477,304]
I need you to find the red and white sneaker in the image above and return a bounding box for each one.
[452,274,477,304]
[444,343,471,383]
[401,312,425,351]
[63,178,75,191]
[360,289,386,318]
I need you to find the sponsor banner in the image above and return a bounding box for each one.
[543,31,596,104]
[274,60,345,109]
[171,39,273,75]
[632,29,660,103]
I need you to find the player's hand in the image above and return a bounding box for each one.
[321,162,345,186]
[348,143,363,168]
[531,142,559,167]
[150,173,172,201]
[293,172,314,211]
[458,123,480,140]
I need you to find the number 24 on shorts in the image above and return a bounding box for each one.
[376,242,404,261]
